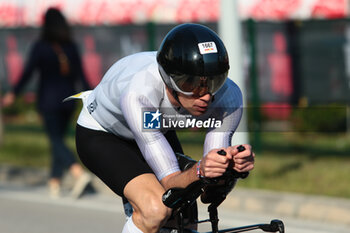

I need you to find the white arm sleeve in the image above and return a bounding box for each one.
[203,80,243,156]
[120,92,180,181]
[203,107,242,156]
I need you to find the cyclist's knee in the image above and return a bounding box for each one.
[143,196,171,224]
[135,194,171,231]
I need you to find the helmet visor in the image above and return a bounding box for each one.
[170,73,228,96]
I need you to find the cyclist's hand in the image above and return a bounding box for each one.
[226,144,255,173]
[200,149,230,178]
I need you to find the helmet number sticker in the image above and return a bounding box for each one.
[198,41,218,54]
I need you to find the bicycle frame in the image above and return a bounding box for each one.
[161,150,285,233]
[163,180,285,233]
[162,169,284,233]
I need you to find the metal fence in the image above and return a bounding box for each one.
[1,20,349,106]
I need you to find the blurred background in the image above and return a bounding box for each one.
[0,0,349,200]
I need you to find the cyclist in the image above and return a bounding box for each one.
[74,23,255,233]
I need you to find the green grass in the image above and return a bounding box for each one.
[242,152,350,197]
[0,129,50,167]
[1,118,350,199]
[178,131,350,198]
[0,117,77,168]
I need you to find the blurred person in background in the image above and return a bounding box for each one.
[2,8,92,199]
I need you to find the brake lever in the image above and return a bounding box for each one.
[217,145,249,179]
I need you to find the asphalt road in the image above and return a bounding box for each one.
[0,184,349,233]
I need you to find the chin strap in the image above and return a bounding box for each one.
[172,89,183,108]
[158,66,184,108]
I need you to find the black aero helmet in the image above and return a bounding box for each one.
[157,23,229,96]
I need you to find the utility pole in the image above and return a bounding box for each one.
[219,0,249,145]
[0,83,3,146]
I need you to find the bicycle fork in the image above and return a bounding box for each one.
[209,207,219,233]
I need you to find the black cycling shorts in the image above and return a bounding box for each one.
[75,124,183,197]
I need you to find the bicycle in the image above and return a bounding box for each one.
[161,146,285,233]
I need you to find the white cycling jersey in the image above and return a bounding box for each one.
[77,51,243,181]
